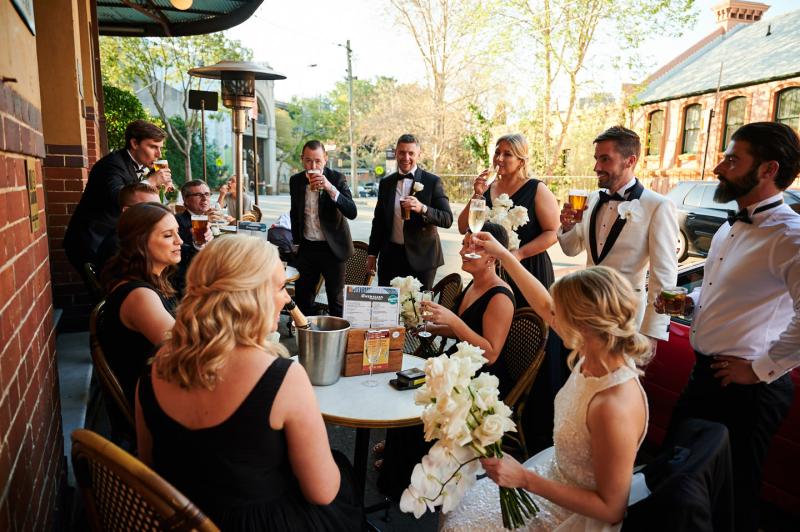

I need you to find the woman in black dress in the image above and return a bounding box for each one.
[99,202,179,411]
[136,235,363,531]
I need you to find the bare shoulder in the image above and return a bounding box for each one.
[588,378,646,428]
[121,285,163,312]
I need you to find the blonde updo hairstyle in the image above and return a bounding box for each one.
[550,266,651,370]
[496,133,529,179]
[155,235,288,390]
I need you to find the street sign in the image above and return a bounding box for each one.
[215,157,224,167]
[375,165,385,176]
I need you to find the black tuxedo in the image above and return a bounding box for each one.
[289,167,357,317]
[173,210,201,296]
[64,149,141,271]
[368,168,452,289]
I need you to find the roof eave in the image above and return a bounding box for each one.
[99,1,261,37]
[634,71,800,106]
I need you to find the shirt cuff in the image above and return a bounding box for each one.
[328,188,340,202]
[752,354,786,383]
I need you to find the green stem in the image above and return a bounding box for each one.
[419,455,482,504]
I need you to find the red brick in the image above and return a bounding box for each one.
[44,190,80,204]
[3,118,20,153]
[42,177,63,191]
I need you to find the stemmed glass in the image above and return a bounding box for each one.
[465,198,487,259]
[418,291,434,338]
[362,330,381,387]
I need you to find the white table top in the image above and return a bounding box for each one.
[313,354,426,429]
[285,265,300,282]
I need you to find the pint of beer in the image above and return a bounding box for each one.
[661,287,688,316]
[153,159,169,172]
[568,189,589,221]
[191,214,209,247]
[306,168,322,191]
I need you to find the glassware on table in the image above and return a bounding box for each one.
[191,214,209,247]
[362,329,383,387]
[567,189,589,222]
[661,287,688,316]
[418,291,434,338]
[465,198,487,259]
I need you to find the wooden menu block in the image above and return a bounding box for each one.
[342,326,405,376]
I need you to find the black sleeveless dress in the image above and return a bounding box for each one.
[485,179,555,304]
[447,282,516,398]
[138,358,364,531]
[98,280,175,408]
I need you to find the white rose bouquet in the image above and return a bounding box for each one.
[487,193,529,251]
[400,342,539,528]
[391,275,423,328]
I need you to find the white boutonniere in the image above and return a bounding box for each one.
[412,182,424,194]
[617,199,643,222]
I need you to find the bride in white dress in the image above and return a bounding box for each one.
[440,231,651,531]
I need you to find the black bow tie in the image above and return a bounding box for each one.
[399,173,413,180]
[597,190,626,205]
[727,199,783,225]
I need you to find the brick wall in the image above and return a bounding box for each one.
[0,83,63,530]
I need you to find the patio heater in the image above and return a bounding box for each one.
[188,61,285,220]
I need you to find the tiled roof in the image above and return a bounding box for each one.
[635,9,800,104]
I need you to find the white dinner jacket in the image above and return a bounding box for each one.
[558,184,678,340]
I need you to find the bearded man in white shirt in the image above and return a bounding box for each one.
[656,122,800,532]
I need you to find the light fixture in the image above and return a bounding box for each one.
[169,0,193,10]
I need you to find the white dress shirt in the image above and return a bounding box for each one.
[689,193,800,383]
[391,166,417,245]
[303,182,340,241]
[595,176,637,254]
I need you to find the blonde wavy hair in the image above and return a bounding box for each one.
[550,266,652,370]
[496,133,529,179]
[155,235,288,390]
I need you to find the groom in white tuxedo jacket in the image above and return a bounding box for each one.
[558,126,678,341]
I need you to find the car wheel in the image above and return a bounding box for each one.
[676,231,688,262]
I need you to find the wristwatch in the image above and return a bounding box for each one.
[421,204,429,215]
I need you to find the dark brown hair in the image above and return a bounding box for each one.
[302,140,326,154]
[101,202,176,297]
[180,179,208,198]
[594,126,641,159]
[118,182,158,208]
[125,120,166,149]
[731,122,800,189]
[397,133,420,147]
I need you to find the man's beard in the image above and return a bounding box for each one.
[714,165,759,203]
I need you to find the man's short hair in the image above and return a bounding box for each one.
[731,122,800,189]
[180,179,208,198]
[396,134,420,147]
[125,120,166,149]
[593,126,641,159]
[118,182,158,208]
[302,140,326,154]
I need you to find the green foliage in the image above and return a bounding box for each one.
[103,85,150,151]
[164,116,227,189]
[463,104,494,169]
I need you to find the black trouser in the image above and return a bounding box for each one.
[377,242,436,290]
[668,351,794,532]
[295,239,346,317]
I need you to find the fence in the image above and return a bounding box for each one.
[440,174,713,203]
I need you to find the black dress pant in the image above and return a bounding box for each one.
[377,242,436,290]
[295,239,346,317]
[668,352,794,532]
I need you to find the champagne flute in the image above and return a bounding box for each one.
[362,330,381,387]
[418,291,434,338]
[465,198,487,259]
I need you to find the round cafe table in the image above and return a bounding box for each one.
[312,354,426,513]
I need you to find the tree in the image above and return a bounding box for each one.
[102,85,153,151]
[100,33,252,179]
[507,0,696,174]
[163,116,227,188]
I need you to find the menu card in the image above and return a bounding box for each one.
[342,285,400,329]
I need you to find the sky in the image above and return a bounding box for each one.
[227,0,800,103]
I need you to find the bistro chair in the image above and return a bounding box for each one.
[501,307,549,460]
[84,263,105,304]
[72,429,219,532]
[313,241,374,314]
[251,203,262,222]
[89,301,136,443]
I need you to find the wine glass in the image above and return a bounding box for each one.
[465,198,487,259]
[362,330,381,387]
[418,291,434,338]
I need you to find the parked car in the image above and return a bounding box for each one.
[666,181,800,261]
[357,182,378,198]
[645,260,800,514]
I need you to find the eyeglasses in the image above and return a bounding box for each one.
[186,192,211,198]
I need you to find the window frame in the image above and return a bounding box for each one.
[775,87,800,132]
[721,96,746,150]
[681,104,703,155]
[646,109,665,157]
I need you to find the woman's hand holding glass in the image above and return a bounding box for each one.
[419,300,457,329]
[471,231,513,262]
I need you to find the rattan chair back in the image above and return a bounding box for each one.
[251,203,263,222]
[72,429,219,532]
[345,241,373,286]
[89,301,136,438]
[503,307,549,408]
[432,273,462,311]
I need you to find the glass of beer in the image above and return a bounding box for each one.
[191,214,209,247]
[418,291,434,338]
[465,198,487,259]
[153,159,168,172]
[661,287,688,316]
[568,189,589,221]
[306,168,322,192]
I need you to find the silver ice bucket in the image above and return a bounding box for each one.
[297,316,351,386]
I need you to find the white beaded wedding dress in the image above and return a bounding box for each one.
[440,357,649,532]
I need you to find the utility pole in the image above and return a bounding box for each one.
[346,40,357,194]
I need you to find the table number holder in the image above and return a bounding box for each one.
[343,326,405,376]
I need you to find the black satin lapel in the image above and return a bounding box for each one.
[596,179,644,264]
[589,198,601,264]
[387,174,398,228]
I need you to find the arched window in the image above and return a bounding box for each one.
[775,88,800,132]
[721,97,746,149]
[681,104,702,154]
[646,110,664,156]
[257,97,267,125]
